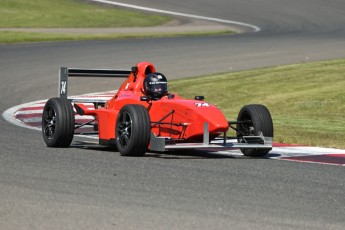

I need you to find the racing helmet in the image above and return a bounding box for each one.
[143,72,168,99]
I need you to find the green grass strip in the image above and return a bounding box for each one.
[0,30,233,44]
[0,0,234,43]
[0,0,170,28]
[169,59,345,148]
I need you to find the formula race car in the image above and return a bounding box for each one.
[42,62,273,157]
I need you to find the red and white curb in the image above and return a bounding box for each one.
[3,91,345,166]
[2,91,116,136]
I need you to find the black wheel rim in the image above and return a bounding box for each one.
[43,105,56,140]
[117,111,132,148]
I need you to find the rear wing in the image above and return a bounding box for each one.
[58,67,132,100]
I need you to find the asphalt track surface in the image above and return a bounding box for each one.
[1,0,345,229]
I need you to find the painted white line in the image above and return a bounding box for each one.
[16,117,41,123]
[15,110,42,115]
[90,0,261,32]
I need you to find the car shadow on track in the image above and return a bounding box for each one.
[148,150,239,159]
[70,140,258,159]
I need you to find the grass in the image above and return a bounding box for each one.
[0,0,170,28]
[0,0,234,43]
[169,59,345,149]
[0,30,233,44]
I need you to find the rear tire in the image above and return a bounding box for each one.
[42,98,75,147]
[236,104,273,157]
[115,104,151,156]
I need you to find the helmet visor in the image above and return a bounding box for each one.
[150,83,167,93]
[146,81,167,97]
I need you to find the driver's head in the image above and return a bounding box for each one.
[143,72,168,99]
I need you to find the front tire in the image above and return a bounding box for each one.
[236,104,273,157]
[115,104,151,156]
[42,97,75,147]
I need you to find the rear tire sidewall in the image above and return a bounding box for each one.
[42,98,75,147]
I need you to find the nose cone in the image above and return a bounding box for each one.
[149,99,229,141]
[193,101,229,132]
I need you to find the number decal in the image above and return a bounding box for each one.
[60,81,67,95]
[195,102,210,107]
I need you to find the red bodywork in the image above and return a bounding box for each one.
[75,62,229,145]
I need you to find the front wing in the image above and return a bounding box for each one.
[149,122,272,152]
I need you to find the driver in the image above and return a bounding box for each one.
[143,72,168,99]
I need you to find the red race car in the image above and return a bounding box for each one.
[42,62,273,157]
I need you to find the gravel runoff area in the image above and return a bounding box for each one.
[0,18,240,34]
